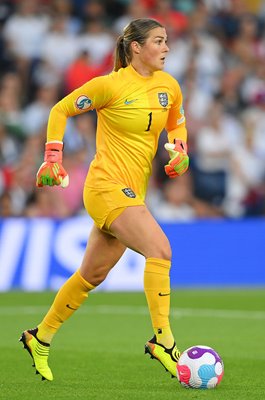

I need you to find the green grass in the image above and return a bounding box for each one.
[0,289,265,399]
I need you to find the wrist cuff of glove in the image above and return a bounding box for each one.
[45,141,64,151]
[174,138,188,153]
[45,141,63,163]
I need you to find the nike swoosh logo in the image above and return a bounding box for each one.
[158,292,170,296]
[66,304,77,310]
[124,99,138,105]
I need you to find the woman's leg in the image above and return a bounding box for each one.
[110,205,173,340]
[37,225,126,341]
[20,224,126,380]
[110,205,180,377]
[110,205,171,258]
[79,224,127,285]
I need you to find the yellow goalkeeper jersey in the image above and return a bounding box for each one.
[47,64,187,200]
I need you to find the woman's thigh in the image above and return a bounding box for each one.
[79,224,127,285]
[110,205,172,260]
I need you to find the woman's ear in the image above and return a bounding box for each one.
[131,41,141,54]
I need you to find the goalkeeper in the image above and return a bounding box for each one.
[20,18,189,381]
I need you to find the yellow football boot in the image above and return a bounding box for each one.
[19,328,53,381]
[145,335,180,378]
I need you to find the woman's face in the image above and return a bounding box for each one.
[133,27,169,75]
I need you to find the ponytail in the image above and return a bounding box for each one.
[114,36,129,72]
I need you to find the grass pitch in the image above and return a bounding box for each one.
[0,289,265,400]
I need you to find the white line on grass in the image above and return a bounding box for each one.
[0,304,265,320]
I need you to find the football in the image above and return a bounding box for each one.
[177,345,224,389]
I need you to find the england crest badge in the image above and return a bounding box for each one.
[158,92,168,107]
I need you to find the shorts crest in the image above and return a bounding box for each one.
[122,188,136,198]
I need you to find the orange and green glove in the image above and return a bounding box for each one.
[164,139,189,178]
[36,141,69,188]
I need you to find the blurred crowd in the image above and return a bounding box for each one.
[0,0,265,220]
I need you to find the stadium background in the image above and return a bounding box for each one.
[0,3,265,399]
[0,0,265,289]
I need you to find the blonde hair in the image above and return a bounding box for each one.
[114,18,163,71]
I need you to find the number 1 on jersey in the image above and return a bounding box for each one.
[145,112,153,131]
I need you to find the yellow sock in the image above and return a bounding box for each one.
[37,270,95,343]
[154,326,174,349]
[144,257,174,348]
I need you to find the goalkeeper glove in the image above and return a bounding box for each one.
[36,141,69,188]
[164,139,189,178]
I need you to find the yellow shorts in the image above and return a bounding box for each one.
[83,184,145,231]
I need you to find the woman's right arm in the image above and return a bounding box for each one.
[47,75,112,142]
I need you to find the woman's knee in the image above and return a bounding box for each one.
[80,264,110,287]
[146,239,172,260]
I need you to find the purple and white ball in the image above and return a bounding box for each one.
[177,345,224,389]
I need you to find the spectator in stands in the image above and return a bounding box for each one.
[0,72,25,141]
[231,12,264,68]
[147,174,196,221]
[50,0,82,35]
[240,61,265,106]
[77,18,114,65]
[40,15,79,75]
[2,0,50,93]
[150,0,189,39]
[0,191,13,217]
[0,120,20,167]
[8,135,44,216]
[192,99,243,207]
[25,187,70,217]
[113,0,148,34]
[22,85,60,137]
[224,128,265,217]
[64,50,112,94]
